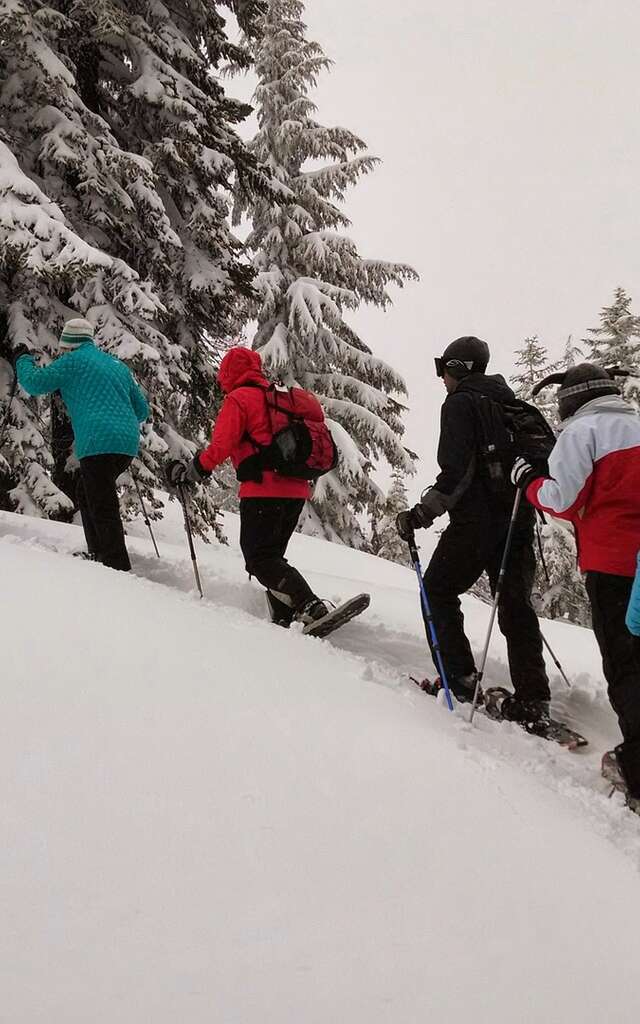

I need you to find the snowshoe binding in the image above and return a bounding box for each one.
[301,593,370,639]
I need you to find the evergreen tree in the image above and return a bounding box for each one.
[532,520,590,627]
[509,335,591,623]
[563,334,582,368]
[0,0,267,534]
[371,470,412,567]
[235,0,417,545]
[583,287,640,407]
[510,335,559,426]
[583,287,640,370]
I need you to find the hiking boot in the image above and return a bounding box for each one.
[421,673,482,705]
[294,598,331,627]
[449,672,481,704]
[485,687,550,724]
[73,551,98,561]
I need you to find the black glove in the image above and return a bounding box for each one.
[166,454,211,490]
[511,456,539,491]
[396,503,435,542]
[10,344,30,368]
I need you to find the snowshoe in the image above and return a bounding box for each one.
[602,749,640,814]
[302,593,370,639]
[484,687,588,750]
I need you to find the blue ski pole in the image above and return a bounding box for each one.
[408,535,454,712]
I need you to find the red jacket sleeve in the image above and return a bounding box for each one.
[198,396,246,472]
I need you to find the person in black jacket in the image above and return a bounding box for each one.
[397,336,550,719]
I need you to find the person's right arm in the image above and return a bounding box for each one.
[525,420,595,520]
[16,353,66,396]
[198,397,247,472]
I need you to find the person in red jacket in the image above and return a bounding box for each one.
[511,363,640,811]
[168,347,330,627]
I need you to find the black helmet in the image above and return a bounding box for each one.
[435,336,490,379]
[532,362,626,421]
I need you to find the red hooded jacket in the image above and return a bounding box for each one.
[197,347,324,499]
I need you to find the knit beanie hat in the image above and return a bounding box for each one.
[60,318,95,349]
[532,362,622,421]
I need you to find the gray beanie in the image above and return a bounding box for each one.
[60,318,95,349]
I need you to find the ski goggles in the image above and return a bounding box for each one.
[434,357,474,378]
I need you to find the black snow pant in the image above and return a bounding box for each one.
[239,498,316,623]
[77,454,132,571]
[422,511,549,702]
[586,572,640,797]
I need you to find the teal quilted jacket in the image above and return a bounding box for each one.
[17,342,149,459]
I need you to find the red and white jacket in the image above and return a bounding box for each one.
[526,396,640,577]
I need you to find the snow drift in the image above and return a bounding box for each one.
[2,506,640,1023]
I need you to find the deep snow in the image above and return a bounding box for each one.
[2,503,640,1023]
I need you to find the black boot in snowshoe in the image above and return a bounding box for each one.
[484,688,550,727]
[295,597,332,628]
[417,673,482,705]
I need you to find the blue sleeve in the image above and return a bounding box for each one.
[130,376,149,423]
[625,554,640,636]
[16,354,67,396]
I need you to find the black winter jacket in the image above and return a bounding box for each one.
[422,373,530,524]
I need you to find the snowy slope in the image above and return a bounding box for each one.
[2,505,640,1024]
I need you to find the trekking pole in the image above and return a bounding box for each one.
[470,487,523,723]
[131,470,160,558]
[540,632,572,688]
[407,534,454,712]
[177,482,204,599]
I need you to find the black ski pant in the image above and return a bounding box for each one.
[422,514,550,702]
[77,454,132,571]
[239,498,316,622]
[586,572,640,797]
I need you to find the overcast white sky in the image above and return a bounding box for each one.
[234,0,640,498]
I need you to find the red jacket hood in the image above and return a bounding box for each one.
[217,347,270,394]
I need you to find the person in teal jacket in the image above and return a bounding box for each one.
[16,318,149,571]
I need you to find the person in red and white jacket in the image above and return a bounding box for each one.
[167,346,330,628]
[512,363,640,808]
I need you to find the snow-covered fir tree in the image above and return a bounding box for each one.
[370,469,412,567]
[583,287,640,407]
[530,519,590,627]
[510,335,559,427]
[234,0,417,545]
[0,0,267,534]
[510,335,589,625]
[562,334,582,368]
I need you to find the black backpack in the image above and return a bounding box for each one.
[469,393,557,494]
